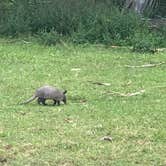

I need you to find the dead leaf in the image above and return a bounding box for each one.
[100,136,113,142]
[111,45,118,48]
[64,118,73,123]
[19,112,27,116]
[71,68,81,71]
[156,48,166,52]
[79,99,87,103]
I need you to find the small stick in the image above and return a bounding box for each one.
[125,62,165,68]
[108,89,145,97]
[88,81,111,86]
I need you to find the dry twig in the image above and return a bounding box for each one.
[125,62,165,68]
[108,89,145,97]
[88,81,111,86]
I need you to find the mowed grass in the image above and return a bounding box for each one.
[0,38,166,166]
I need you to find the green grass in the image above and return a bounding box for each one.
[0,38,166,165]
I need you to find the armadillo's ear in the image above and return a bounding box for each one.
[63,90,67,94]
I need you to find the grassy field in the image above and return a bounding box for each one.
[0,38,166,166]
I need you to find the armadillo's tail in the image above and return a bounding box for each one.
[19,95,36,105]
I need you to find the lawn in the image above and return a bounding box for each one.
[0,38,166,166]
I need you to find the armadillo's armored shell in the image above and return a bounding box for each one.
[35,86,66,101]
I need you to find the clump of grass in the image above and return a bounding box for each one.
[37,29,61,46]
[132,32,162,53]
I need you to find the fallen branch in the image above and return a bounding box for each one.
[156,48,166,52]
[125,62,165,68]
[108,89,145,97]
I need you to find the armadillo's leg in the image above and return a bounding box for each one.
[53,99,57,105]
[37,97,42,105]
[57,101,60,106]
[63,99,66,104]
[41,98,47,105]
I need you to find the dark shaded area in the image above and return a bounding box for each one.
[0,0,165,49]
